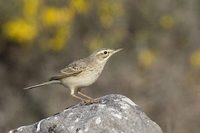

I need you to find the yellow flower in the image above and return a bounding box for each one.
[63,8,75,25]
[159,15,175,30]
[138,49,156,67]
[3,19,37,43]
[99,2,113,28]
[69,0,89,14]
[50,27,69,51]
[190,50,200,68]
[23,0,39,18]
[41,7,74,26]
[98,2,122,28]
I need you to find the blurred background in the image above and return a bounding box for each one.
[0,0,200,132]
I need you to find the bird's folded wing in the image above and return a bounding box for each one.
[49,60,86,81]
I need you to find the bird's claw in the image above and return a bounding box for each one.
[81,99,99,105]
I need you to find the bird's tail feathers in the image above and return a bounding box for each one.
[23,80,61,90]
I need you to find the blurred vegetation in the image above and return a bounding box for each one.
[1,0,124,51]
[0,0,200,133]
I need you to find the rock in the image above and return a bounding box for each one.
[9,94,163,133]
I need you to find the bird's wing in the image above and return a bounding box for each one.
[49,59,87,81]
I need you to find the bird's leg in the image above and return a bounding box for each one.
[70,88,88,102]
[78,91,93,100]
[71,94,88,102]
[71,88,98,104]
[78,91,99,103]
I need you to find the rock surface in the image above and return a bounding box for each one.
[9,94,163,133]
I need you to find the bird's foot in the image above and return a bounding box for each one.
[81,99,99,105]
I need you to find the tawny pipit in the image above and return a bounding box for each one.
[24,48,122,103]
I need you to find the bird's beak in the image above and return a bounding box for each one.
[113,48,123,54]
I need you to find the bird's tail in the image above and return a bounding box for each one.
[23,80,61,90]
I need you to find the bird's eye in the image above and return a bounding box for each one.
[104,51,108,54]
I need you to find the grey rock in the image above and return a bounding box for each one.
[9,94,163,133]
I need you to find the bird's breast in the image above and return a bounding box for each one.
[61,66,103,89]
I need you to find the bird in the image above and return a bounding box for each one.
[24,48,122,103]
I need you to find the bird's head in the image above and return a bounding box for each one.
[91,48,123,63]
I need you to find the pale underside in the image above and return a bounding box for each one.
[49,58,105,94]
